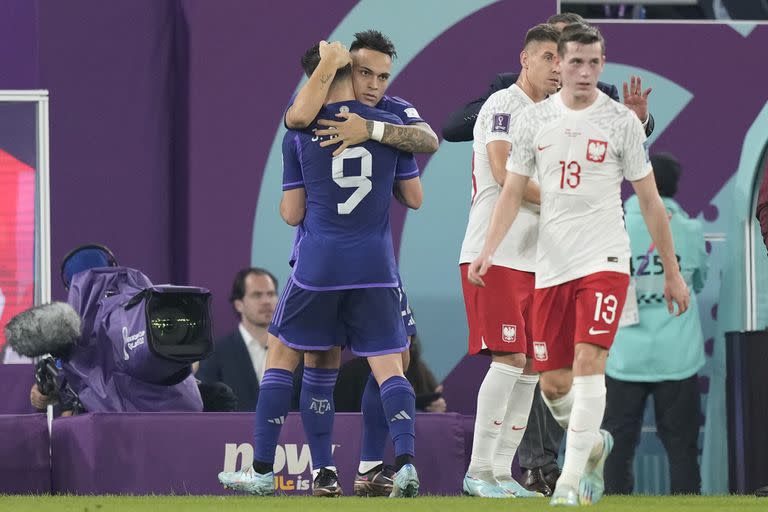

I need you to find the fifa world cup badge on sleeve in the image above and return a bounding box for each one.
[492,113,511,133]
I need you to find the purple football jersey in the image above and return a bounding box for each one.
[283,93,425,128]
[376,95,425,125]
[281,100,419,290]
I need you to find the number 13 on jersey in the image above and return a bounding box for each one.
[559,160,581,189]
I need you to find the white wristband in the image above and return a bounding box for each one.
[371,121,385,142]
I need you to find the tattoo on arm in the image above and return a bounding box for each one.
[319,73,333,85]
[380,123,439,153]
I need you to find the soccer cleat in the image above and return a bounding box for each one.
[549,484,580,507]
[312,467,343,497]
[523,467,554,496]
[354,464,395,497]
[498,478,545,498]
[218,465,274,496]
[389,463,419,498]
[579,429,614,505]
[462,474,511,498]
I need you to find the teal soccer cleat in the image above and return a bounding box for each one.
[389,463,420,497]
[579,429,614,505]
[462,474,511,498]
[218,465,275,496]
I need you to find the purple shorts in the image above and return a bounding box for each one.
[268,277,408,356]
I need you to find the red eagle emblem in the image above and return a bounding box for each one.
[586,139,608,163]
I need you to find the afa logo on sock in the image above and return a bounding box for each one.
[223,442,341,492]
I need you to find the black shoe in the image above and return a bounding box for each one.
[313,467,342,497]
[756,484,768,497]
[522,467,553,497]
[542,465,561,492]
[353,464,395,497]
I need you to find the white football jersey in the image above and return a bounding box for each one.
[507,91,652,288]
[459,84,539,271]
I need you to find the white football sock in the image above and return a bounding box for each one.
[467,362,523,481]
[493,373,539,482]
[542,386,574,430]
[557,374,606,491]
[358,460,382,474]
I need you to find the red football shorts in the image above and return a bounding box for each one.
[531,271,629,372]
[460,263,535,356]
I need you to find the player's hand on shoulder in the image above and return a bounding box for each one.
[316,112,369,156]
[467,254,493,287]
[319,40,351,69]
[664,270,690,316]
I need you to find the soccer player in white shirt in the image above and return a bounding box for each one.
[467,23,690,506]
[459,23,560,499]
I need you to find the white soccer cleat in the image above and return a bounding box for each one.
[218,465,275,496]
[462,474,512,498]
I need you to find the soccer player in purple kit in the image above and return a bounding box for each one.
[285,31,437,497]
[218,42,423,498]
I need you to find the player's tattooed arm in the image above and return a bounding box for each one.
[285,41,351,129]
[316,114,439,156]
[376,121,439,154]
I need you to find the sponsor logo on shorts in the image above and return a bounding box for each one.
[588,327,610,335]
[533,341,548,361]
[502,324,517,342]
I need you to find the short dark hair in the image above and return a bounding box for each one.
[524,23,561,49]
[650,153,682,198]
[547,12,586,26]
[557,23,605,56]
[350,29,397,59]
[300,43,351,81]
[229,267,278,304]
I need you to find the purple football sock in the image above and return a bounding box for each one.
[360,372,389,463]
[380,376,416,462]
[300,367,338,470]
[253,368,294,470]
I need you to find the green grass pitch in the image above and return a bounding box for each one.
[0,495,765,512]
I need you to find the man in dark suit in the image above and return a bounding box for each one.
[197,268,278,412]
[441,13,654,496]
[442,13,655,143]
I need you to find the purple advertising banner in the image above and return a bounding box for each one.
[0,414,50,493]
[51,412,466,495]
[0,364,37,414]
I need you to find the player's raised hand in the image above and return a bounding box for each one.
[664,270,690,316]
[316,112,369,156]
[622,75,652,123]
[467,254,493,287]
[318,40,351,70]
